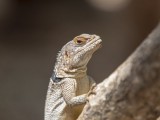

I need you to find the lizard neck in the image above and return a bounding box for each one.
[54,65,87,78]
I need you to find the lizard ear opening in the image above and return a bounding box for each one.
[65,51,68,57]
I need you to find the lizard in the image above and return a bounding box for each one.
[44,34,102,120]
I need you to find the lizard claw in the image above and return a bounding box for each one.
[86,83,97,102]
[88,83,97,96]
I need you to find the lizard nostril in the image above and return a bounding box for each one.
[91,36,95,40]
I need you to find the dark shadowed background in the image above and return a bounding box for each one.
[0,0,160,120]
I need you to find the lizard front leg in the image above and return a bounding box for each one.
[61,79,88,106]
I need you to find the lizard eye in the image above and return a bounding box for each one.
[73,37,87,45]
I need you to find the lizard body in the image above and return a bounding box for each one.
[45,34,102,120]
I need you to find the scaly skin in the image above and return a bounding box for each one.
[45,34,102,120]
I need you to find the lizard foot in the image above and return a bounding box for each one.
[87,83,97,97]
[86,83,97,102]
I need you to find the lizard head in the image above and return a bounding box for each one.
[55,34,102,77]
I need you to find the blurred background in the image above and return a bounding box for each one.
[0,0,160,120]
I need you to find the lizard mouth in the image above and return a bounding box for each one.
[76,35,102,56]
[85,35,102,50]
